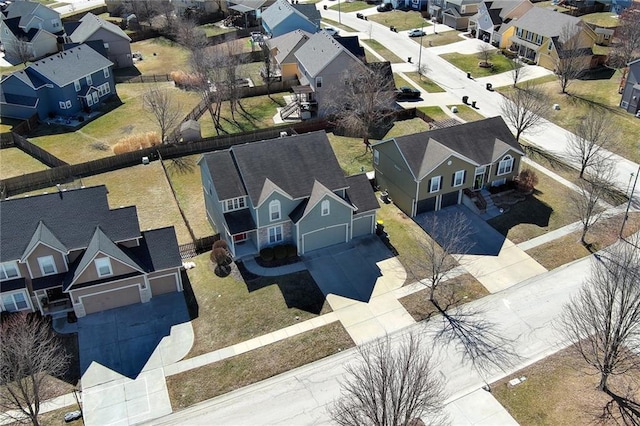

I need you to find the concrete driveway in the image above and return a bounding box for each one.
[415,205,547,293]
[79,292,194,425]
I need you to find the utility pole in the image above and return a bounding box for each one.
[338,0,341,23]
[417,21,424,73]
[620,163,640,238]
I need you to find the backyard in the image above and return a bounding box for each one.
[129,38,191,75]
[0,148,48,179]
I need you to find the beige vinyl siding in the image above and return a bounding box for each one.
[73,255,139,285]
[25,245,67,278]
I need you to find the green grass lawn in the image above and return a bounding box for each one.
[487,171,577,244]
[448,104,485,122]
[81,163,193,245]
[197,23,235,37]
[36,404,83,426]
[581,11,619,28]
[418,106,451,121]
[238,61,264,85]
[441,51,515,77]
[422,30,464,47]
[394,73,413,89]
[183,253,333,357]
[167,322,354,410]
[328,1,372,12]
[28,84,202,164]
[0,148,49,179]
[367,11,429,31]
[405,72,445,93]
[321,19,357,33]
[512,70,640,162]
[130,38,191,75]
[361,39,405,63]
[164,155,212,239]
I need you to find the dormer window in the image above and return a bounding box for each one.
[0,262,19,281]
[269,200,281,221]
[321,200,330,216]
[38,255,57,276]
[95,258,113,277]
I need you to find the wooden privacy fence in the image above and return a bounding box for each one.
[115,74,172,84]
[12,133,67,168]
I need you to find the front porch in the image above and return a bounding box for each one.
[509,39,538,62]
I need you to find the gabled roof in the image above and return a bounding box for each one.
[289,180,354,223]
[512,7,582,40]
[258,178,292,206]
[201,149,247,201]
[345,174,379,213]
[336,36,366,61]
[21,221,67,261]
[262,0,316,32]
[3,0,59,27]
[0,185,141,262]
[26,44,113,88]
[292,3,321,24]
[68,12,131,43]
[484,0,528,25]
[267,29,311,64]
[294,31,361,78]
[65,226,143,289]
[376,117,523,180]
[126,227,182,273]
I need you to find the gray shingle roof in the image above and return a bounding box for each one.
[294,31,353,78]
[68,12,131,43]
[202,149,248,201]
[129,227,182,272]
[4,0,59,27]
[293,3,321,24]
[27,44,113,87]
[0,185,141,262]
[267,29,311,64]
[345,174,379,213]
[21,221,67,261]
[262,0,315,32]
[513,7,582,40]
[384,117,523,179]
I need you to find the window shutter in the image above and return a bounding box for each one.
[428,178,431,191]
[451,174,455,187]
[463,170,467,184]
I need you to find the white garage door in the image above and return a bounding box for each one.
[81,285,142,315]
[302,225,348,254]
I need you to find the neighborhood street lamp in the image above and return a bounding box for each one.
[338,0,341,23]
[417,21,424,73]
[620,163,640,238]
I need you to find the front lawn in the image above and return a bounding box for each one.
[129,38,191,75]
[361,39,405,63]
[441,51,515,77]
[183,253,332,358]
[405,72,445,93]
[321,19,357,33]
[418,106,451,121]
[0,148,49,179]
[492,345,640,425]
[328,1,372,12]
[422,30,464,47]
[167,322,354,410]
[367,11,429,31]
[81,163,193,245]
[448,104,485,122]
[487,171,577,243]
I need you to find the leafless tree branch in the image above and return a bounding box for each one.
[500,83,547,143]
[566,107,619,178]
[142,86,182,143]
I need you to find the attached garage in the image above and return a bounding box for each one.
[302,224,348,254]
[441,190,460,209]
[80,285,142,315]
[150,274,179,297]
[416,197,436,214]
[352,215,374,238]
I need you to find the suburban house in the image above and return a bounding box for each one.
[467,0,533,45]
[263,29,312,81]
[429,0,481,30]
[0,185,183,318]
[502,7,597,70]
[0,44,115,120]
[0,0,63,62]
[198,131,380,259]
[620,58,640,116]
[261,0,320,37]
[227,0,272,27]
[390,0,428,11]
[64,13,133,69]
[372,117,524,216]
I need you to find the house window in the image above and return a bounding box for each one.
[86,74,92,85]
[59,101,66,109]
[604,34,610,40]
[74,80,81,92]
[0,262,20,281]
[548,40,553,51]
[95,258,113,277]
[526,31,533,42]
[97,83,111,97]
[226,197,246,211]
[315,77,323,88]
[453,170,465,187]
[37,255,57,276]
[321,200,330,216]
[1,292,29,312]
[498,155,514,175]
[268,225,283,244]
[430,176,442,193]
[269,200,281,221]
[373,149,379,165]
[104,68,110,78]
[516,28,522,38]
[536,34,543,45]
[65,100,72,109]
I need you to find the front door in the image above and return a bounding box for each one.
[473,166,485,190]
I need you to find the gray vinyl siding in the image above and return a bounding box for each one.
[255,192,299,228]
[315,51,360,116]
[297,196,352,248]
[373,142,417,216]
[199,160,224,236]
[352,213,375,237]
[88,28,133,68]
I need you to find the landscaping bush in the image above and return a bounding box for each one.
[274,245,287,260]
[516,168,539,193]
[170,71,205,90]
[213,240,229,251]
[489,180,517,194]
[112,132,161,154]
[285,244,297,258]
[211,247,231,266]
[501,49,517,59]
[260,247,274,262]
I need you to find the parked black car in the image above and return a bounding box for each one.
[394,86,421,100]
[377,2,392,11]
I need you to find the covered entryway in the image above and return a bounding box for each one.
[416,197,436,214]
[441,190,460,209]
[352,215,374,238]
[302,224,348,254]
[81,285,142,315]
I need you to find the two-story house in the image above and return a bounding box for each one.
[64,13,133,69]
[0,44,115,120]
[0,0,63,62]
[0,186,183,318]
[261,0,320,37]
[620,58,640,116]
[429,0,481,30]
[372,117,524,216]
[198,131,379,259]
[468,0,533,45]
[502,7,597,71]
[263,29,312,81]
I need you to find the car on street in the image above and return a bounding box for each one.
[394,86,421,100]
[377,3,392,11]
[323,26,339,37]
[408,29,426,37]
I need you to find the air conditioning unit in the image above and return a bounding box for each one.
[142,156,149,165]
[279,131,288,138]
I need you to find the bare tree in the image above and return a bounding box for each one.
[151,0,176,32]
[261,41,276,97]
[477,43,494,67]
[326,63,397,150]
[221,39,246,121]
[559,237,640,392]
[566,108,618,179]
[508,58,527,88]
[122,0,157,26]
[500,83,547,143]
[330,332,448,426]
[190,45,226,134]
[142,86,182,143]
[0,313,69,426]
[6,36,33,65]
[569,162,613,246]
[553,24,588,94]
[417,63,430,82]
[608,4,640,70]
[175,17,209,52]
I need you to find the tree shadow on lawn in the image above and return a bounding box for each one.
[237,264,327,315]
[487,191,553,238]
[598,388,640,424]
